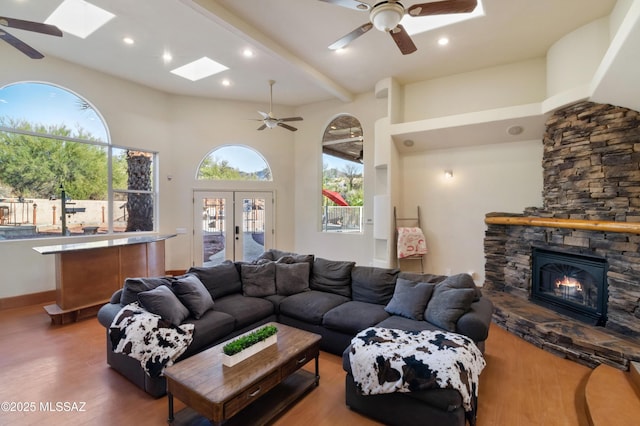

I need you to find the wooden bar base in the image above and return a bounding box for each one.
[44,301,107,325]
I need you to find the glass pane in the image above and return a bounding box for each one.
[112,191,154,233]
[202,197,227,266]
[197,145,272,181]
[0,82,108,143]
[241,197,265,261]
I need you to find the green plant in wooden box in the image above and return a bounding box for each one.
[223,325,278,356]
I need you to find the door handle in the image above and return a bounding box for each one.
[235,225,239,240]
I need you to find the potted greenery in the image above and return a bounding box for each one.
[222,324,278,367]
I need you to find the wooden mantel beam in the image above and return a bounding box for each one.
[485,215,640,234]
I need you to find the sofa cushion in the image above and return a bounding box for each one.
[171,274,215,319]
[212,293,275,329]
[425,273,477,332]
[187,260,242,299]
[351,266,400,305]
[181,309,236,358]
[323,301,390,335]
[137,285,190,325]
[275,262,310,296]
[384,277,435,321]
[375,315,443,333]
[279,290,350,325]
[398,271,447,284]
[310,257,355,297]
[241,262,276,297]
[120,276,172,305]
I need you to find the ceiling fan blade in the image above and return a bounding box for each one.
[408,0,477,17]
[390,25,417,55]
[317,0,371,11]
[0,29,44,59]
[0,17,63,37]
[279,117,304,122]
[257,123,267,131]
[257,110,270,119]
[277,122,298,132]
[328,22,373,50]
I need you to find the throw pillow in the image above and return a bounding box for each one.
[120,276,172,305]
[187,260,242,299]
[171,274,215,319]
[384,277,435,321]
[309,257,355,297]
[425,273,477,331]
[241,262,276,297]
[137,285,190,325]
[351,266,400,305]
[275,262,310,296]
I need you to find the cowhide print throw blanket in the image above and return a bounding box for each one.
[109,303,194,378]
[349,327,485,424]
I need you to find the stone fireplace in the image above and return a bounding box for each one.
[530,247,607,326]
[483,100,640,369]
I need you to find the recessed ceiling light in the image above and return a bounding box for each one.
[162,51,173,64]
[402,0,484,36]
[242,48,254,58]
[45,0,115,39]
[438,37,449,46]
[507,125,524,135]
[123,37,134,45]
[170,57,229,82]
[334,48,347,55]
[221,79,231,87]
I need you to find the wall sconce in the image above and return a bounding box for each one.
[444,170,454,179]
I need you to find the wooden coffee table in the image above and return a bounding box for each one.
[164,322,321,425]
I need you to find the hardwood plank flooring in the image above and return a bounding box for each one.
[0,304,591,425]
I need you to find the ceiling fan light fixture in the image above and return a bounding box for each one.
[370,2,405,32]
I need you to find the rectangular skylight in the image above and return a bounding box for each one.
[45,0,115,39]
[170,57,229,82]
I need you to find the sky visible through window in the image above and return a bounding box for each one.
[0,82,108,142]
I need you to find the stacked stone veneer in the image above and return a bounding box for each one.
[484,101,640,337]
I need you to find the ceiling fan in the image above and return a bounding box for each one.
[319,0,477,55]
[0,16,63,59]
[255,80,303,132]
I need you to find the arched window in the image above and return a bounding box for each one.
[0,82,157,239]
[321,114,364,233]
[197,145,272,181]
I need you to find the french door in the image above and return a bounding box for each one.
[194,191,274,266]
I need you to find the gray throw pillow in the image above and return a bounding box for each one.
[241,262,276,297]
[137,285,190,325]
[310,257,355,297]
[425,273,477,331]
[351,266,400,305]
[187,260,242,299]
[172,274,214,319]
[120,276,172,305]
[384,277,435,320]
[275,262,310,296]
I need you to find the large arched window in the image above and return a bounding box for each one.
[197,145,272,181]
[0,82,157,239]
[321,114,364,233]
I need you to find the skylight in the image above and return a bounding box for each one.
[401,0,484,36]
[45,0,115,39]
[170,57,229,82]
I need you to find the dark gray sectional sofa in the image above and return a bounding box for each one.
[97,249,493,425]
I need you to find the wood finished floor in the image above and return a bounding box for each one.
[0,304,591,426]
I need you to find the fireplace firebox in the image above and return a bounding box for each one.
[531,248,608,326]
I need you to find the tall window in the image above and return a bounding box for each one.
[0,82,157,239]
[321,115,364,233]
[197,145,272,181]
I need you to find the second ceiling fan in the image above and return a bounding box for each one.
[255,80,303,132]
[320,0,477,55]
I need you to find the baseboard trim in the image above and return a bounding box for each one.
[0,290,56,311]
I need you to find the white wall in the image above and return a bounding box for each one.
[403,58,547,122]
[399,140,543,284]
[292,93,387,266]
